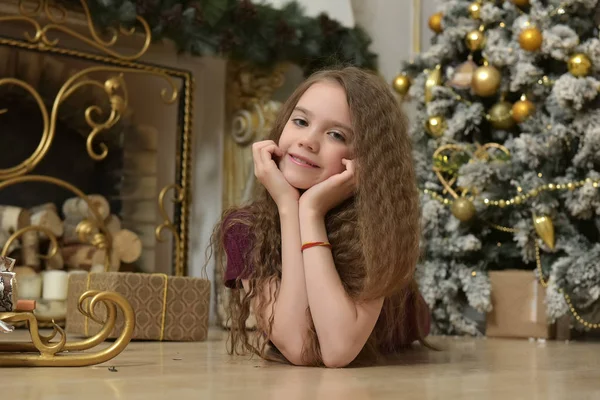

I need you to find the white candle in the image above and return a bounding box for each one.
[18,274,43,299]
[42,270,69,301]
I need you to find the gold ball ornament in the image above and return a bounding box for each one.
[519,27,543,51]
[568,53,592,77]
[451,198,477,222]
[488,101,515,130]
[511,0,530,7]
[428,12,444,34]
[533,214,555,250]
[392,74,412,96]
[472,65,502,97]
[468,2,482,19]
[512,97,536,123]
[465,29,486,52]
[425,116,446,138]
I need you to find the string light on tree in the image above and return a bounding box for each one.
[568,53,592,77]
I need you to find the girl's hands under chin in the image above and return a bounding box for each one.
[252,140,299,209]
[299,159,356,218]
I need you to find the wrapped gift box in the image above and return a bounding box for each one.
[66,272,210,341]
[486,269,570,340]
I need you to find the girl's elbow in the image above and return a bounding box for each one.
[321,342,360,368]
[270,334,309,366]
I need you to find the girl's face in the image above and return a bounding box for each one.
[277,80,353,190]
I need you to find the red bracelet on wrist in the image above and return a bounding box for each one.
[301,241,332,252]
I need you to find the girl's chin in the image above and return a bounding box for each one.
[282,173,314,191]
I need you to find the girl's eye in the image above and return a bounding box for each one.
[292,118,308,127]
[328,131,346,142]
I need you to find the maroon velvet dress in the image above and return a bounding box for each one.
[223,218,432,349]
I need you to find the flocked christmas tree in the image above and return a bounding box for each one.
[394,0,600,335]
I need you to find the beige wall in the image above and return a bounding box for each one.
[351,0,415,83]
[351,0,436,82]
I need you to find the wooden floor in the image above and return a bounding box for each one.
[1,328,600,399]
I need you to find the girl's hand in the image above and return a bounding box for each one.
[253,140,299,208]
[299,159,356,218]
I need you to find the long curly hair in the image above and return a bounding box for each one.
[212,66,429,366]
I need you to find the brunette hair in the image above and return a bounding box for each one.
[211,66,429,366]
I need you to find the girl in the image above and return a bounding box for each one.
[214,66,431,368]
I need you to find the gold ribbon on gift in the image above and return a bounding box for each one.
[84,273,169,341]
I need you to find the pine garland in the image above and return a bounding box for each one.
[73,0,378,75]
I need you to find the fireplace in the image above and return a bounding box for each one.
[0,0,230,325]
[0,46,166,274]
[0,40,194,290]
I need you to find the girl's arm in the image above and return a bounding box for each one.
[298,159,383,368]
[241,202,312,365]
[299,209,384,368]
[242,141,312,365]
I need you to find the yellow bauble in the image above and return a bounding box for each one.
[465,30,486,52]
[511,0,530,7]
[425,116,446,138]
[519,27,543,51]
[512,98,535,123]
[533,214,555,250]
[468,2,481,19]
[428,12,444,34]
[451,198,477,222]
[488,101,515,130]
[392,74,412,95]
[472,65,502,97]
[568,53,592,77]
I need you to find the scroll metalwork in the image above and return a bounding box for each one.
[156,184,184,277]
[1,0,194,277]
[0,0,151,61]
[0,290,134,367]
[0,67,176,179]
[1,225,59,260]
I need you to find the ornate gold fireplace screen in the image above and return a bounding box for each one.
[0,0,193,366]
[0,0,193,276]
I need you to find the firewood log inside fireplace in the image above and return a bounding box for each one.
[62,194,110,221]
[0,205,40,270]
